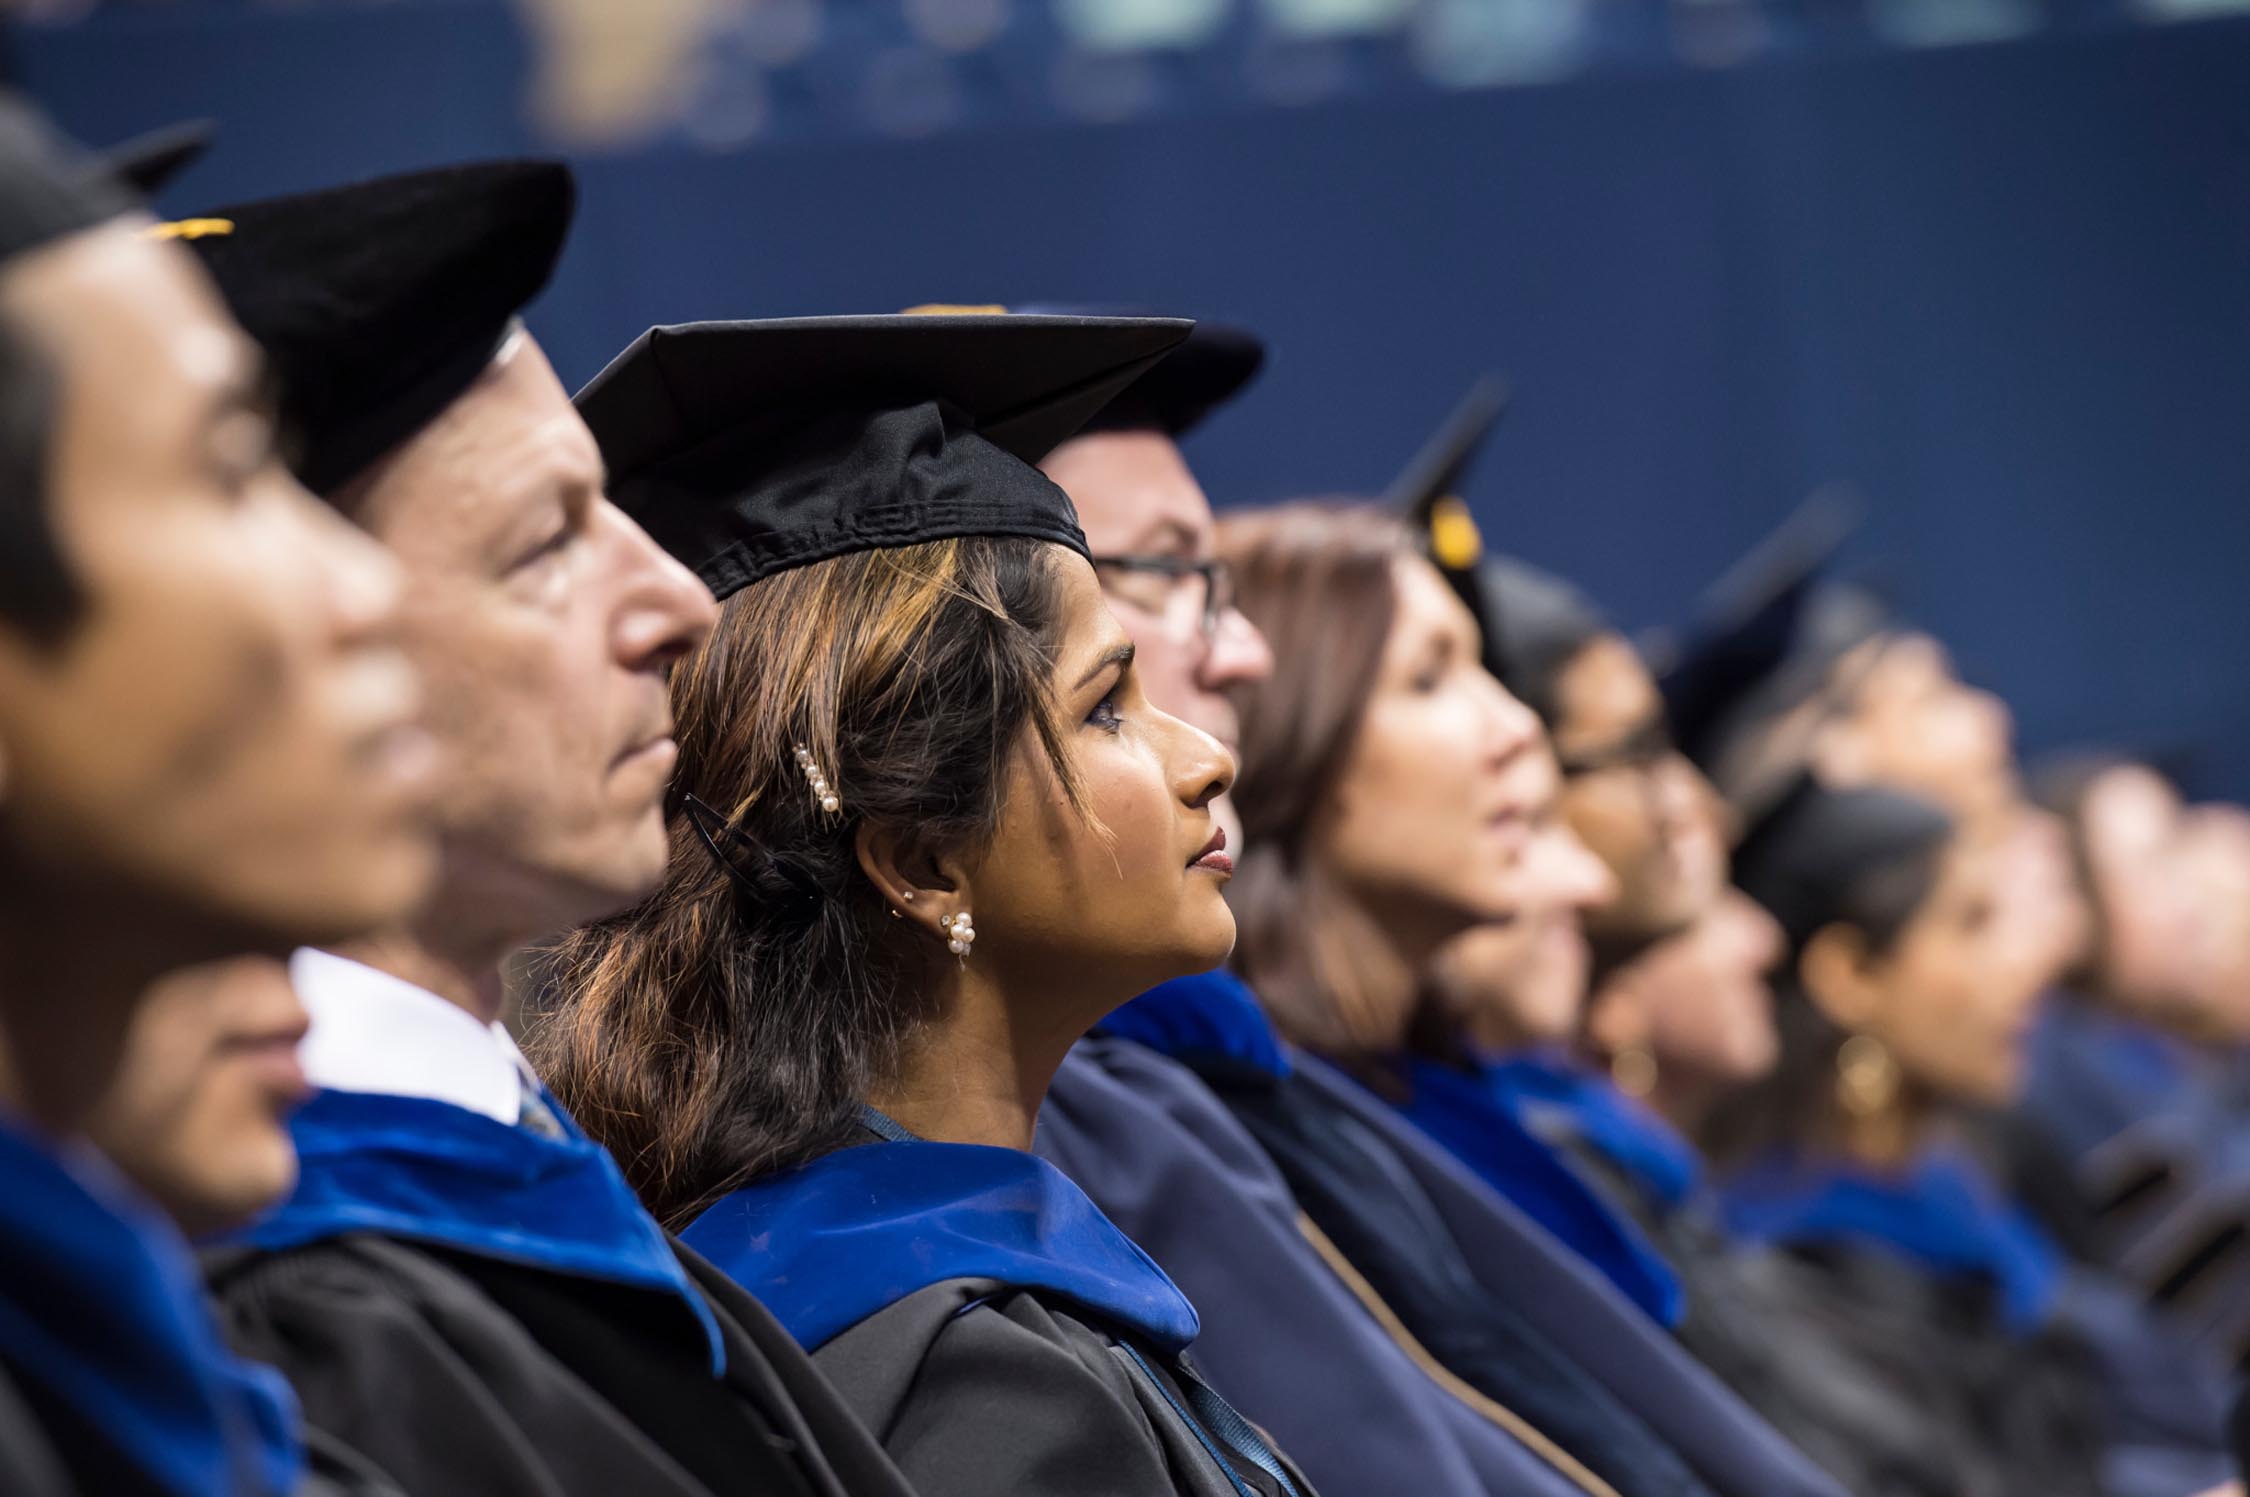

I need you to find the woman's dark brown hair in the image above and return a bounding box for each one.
[524,536,1080,1228]
[1698,784,1953,1166]
[1217,501,1412,1056]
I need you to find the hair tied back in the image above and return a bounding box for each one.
[680,791,825,925]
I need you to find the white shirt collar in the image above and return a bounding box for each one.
[291,947,534,1126]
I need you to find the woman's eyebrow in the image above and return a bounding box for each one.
[1073,640,1136,691]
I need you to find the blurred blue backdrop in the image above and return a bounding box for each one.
[13,1,2250,794]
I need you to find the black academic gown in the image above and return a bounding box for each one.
[684,1118,1319,1497]
[0,1364,72,1497]
[1717,1153,2117,1497]
[207,1088,915,1497]
[1572,1139,2230,1497]
[1710,1240,2107,1497]
[1098,978,1844,1497]
[1040,1034,1611,1497]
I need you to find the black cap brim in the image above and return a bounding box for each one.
[1388,376,1512,676]
[1660,488,1867,774]
[99,119,214,199]
[1012,304,1264,438]
[577,312,1196,478]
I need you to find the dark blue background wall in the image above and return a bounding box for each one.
[16,8,2250,793]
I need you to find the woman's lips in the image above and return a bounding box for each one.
[1488,807,1534,858]
[1191,827,1232,875]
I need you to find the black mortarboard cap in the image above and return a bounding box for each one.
[576,313,1194,601]
[177,160,574,496]
[1386,376,1511,673]
[0,92,130,268]
[1012,304,1264,438]
[1480,555,1612,725]
[99,119,213,198]
[1731,776,1953,951]
[1659,491,1884,786]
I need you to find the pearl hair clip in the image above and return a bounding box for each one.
[793,744,840,814]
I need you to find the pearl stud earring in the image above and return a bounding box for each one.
[945,911,976,962]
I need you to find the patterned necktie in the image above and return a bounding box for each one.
[514,1064,568,1140]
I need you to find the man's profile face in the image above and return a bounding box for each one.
[89,956,309,1237]
[1041,428,1272,847]
[1812,631,2017,824]
[1550,631,1728,945]
[339,333,718,941]
[0,223,437,955]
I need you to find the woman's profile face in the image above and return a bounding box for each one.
[1311,553,1548,939]
[1852,828,2062,1107]
[1434,766,1618,1050]
[964,549,1239,1009]
[1629,891,1785,1086]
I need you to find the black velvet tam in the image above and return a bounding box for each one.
[0,93,130,268]
[178,159,574,496]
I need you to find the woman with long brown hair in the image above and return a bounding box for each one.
[1102,498,1847,1497]
[1218,501,1685,1323]
[527,312,1313,1497]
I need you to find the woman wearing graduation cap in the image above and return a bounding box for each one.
[1705,779,2235,1497]
[531,311,1318,1497]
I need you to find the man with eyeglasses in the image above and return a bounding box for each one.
[1477,554,1732,971]
[1033,312,1275,848]
[1029,318,1656,1496]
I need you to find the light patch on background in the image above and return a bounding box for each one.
[1868,0,2042,47]
[2132,0,2250,16]
[1053,0,1232,52]
[1409,0,1590,88]
[1258,0,1414,39]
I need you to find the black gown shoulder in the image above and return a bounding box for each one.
[207,1229,912,1497]
[0,1362,75,1497]
[1215,1068,1717,1497]
[1702,1241,2108,1497]
[811,1275,1303,1497]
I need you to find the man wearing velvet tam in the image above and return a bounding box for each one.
[176,163,917,1497]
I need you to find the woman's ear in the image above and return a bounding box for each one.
[854,820,972,946]
[1799,922,1884,1031]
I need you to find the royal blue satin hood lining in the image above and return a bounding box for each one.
[1480,1051,1703,1211]
[241,1088,726,1375]
[0,1114,303,1496]
[684,1137,1201,1355]
[1722,1149,2062,1330]
[1099,970,1290,1080]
